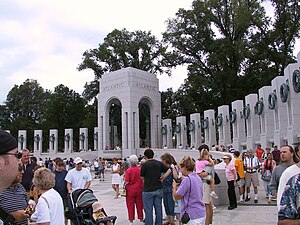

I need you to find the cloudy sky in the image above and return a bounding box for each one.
[0,1,299,104]
[0,0,193,103]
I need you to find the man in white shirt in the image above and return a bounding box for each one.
[65,157,92,193]
[243,149,260,203]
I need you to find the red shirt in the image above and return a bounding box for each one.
[125,166,143,193]
[256,148,264,159]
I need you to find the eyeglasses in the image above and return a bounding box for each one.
[1,151,22,159]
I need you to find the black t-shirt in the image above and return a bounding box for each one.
[140,159,169,192]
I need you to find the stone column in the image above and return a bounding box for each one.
[121,110,128,150]
[64,129,73,153]
[245,94,260,151]
[49,129,58,154]
[93,127,99,151]
[33,130,42,154]
[189,113,201,149]
[203,109,216,148]
[272,76,288,147]
[217,105,231,147]
[258,86,274,149]
[285,52,300,145]
[79,128,88,151]
[231,100,246,150]
[162,119,172,148]
[175,116,187,148]
[18,130,27,150]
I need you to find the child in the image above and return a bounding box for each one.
[195,149,218,198]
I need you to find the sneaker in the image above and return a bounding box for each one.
[213,205,216,212]
[254,199,258,203]
[245,197,251,202]
[239,199,244,203]
[210,191,219,199]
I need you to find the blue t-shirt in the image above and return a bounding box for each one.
[278,173,300,220]
[176,173,206,220]
[54,169,68,199]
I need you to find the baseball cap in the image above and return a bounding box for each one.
[0,129,18,154]
[74,157,83,164]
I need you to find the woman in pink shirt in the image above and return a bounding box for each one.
[222,154,237,210]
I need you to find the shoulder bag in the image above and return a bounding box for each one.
[181,176,191,224]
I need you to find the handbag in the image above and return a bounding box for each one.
[214,171,221,185]
[181,176,191,224]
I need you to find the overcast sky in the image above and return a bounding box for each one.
[0,1,299,104]
[0,0,194,104]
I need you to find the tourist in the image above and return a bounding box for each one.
[53,157,68,224]
[255,144,264,163]
[277,173,300,224]
[262,146,271,160]
[111,158,122,198]
[269,145,297,201]
[99,157,106,181]
[140,149,171,225]
[223,154,237,210]
[94,158,99,178]
[21,149,37,198]
[272,146,281,165]
[0,130,21,194]
[261,153,276,202]
[125,155,144,225]
[277,145,300,210]
[195,149,218,199]
[244,149,260,203]
[0,164,30,224]
[197,144,214,225]
[233,151,245,203]
[65,157,92,193]
[161,153,178,225]
[173,156,206,225]
[30,167,64,224]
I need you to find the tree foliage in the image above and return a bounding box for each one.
[78,28,169,101]
[162,0,300,113]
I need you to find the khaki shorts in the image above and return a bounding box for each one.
[202,182,213,204]
[237,178,245,188]
[245,172,259,188]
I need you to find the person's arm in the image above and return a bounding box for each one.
[160,169,171,182]
[66,182,72,194]
[278,219,300,225]
[37,223,50,225]
[172,180,183,200]
[170,164,178,180]
[207,157,214,166]
[84,181,91,189]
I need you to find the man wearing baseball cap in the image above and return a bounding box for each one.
[0,129,21,194]
[65,157,92,193]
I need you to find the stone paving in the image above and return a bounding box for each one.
[90,169,278,225]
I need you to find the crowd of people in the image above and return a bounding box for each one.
[0,129,300,225]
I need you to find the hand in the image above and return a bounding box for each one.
[234,180,237,187]
[11,210,29,222]
[170,164,175,169]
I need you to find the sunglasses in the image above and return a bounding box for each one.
[1,151,22,159]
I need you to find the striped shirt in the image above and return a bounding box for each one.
[244,156,260,173]
[0,183,28,225]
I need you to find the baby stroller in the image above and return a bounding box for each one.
[66,189,117,225]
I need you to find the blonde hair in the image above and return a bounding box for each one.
[199,149,209,160]
[179,156,195,171]
[33,167,55,190]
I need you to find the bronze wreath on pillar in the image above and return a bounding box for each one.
[216,114,223,127]
[268,93,277,110]
[292,69,300,93]
[280,83,289,103]
[254,100,264,115]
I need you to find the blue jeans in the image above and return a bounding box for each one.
[142,189,163,225]
[163,191,175,216]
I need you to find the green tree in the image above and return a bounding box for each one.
[163,0,300,111]
[78,28,169,102]
[3,79,49,146]
[42,84,87,150]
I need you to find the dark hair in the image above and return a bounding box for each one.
[281,145,299,163]
[233,151,240,157]
[144,149,154,159]
[55,157,64,167]
[198,144,209,152]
